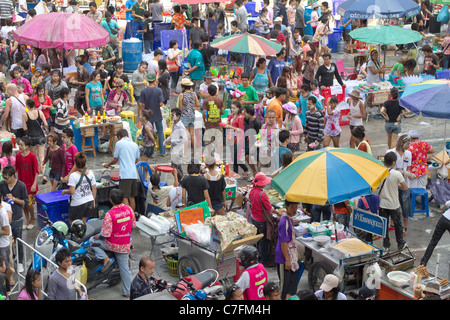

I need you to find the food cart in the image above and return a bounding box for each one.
[298,232,382,293]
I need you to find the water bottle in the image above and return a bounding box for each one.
[4,197,13,206]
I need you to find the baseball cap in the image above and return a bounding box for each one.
[320,274,339,292]
[146,73,156,82]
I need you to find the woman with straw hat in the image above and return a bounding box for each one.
[346,88,366,149]
[178,77,199,151]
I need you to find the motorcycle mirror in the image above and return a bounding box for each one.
[186,267,193,275]
[42,205,48,211]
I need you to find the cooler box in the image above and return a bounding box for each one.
[328,28,343,53]
[321,85,345,104]
[339,108,350,126]
[36,190,71,229]
[435,69,450,79]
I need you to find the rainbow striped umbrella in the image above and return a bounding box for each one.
[210,33,283,56]
[271,148,389,205]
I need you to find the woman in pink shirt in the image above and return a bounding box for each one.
[282,102,303,152]
[17,269,42,300]
[0,140,15,169]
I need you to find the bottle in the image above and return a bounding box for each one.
[77,261,88,285]
[102,110,107,123]
[4,197,13,206]
[97,111,101,122]
[225,161,229,176]
[11,134,16,148]
[93,115,97,124]
[84,112,89,125]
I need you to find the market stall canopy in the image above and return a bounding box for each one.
[210,33,283,56]
[400,79,450,118]
[12,12,111,50]
[338,0,421,19]
[349,25,424,45]
[270,148,389,205]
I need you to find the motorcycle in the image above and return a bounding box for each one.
[135,268,224,300]
[33,206,122,291]
[33,206,103,271]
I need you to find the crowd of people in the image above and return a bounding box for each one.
[0,0,447,302]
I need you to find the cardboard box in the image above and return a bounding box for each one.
[432,150,450,165]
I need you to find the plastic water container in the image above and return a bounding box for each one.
[36,190,71,228]
[122,38,143,73]
[304,6,314,35]
[329,28,343,53]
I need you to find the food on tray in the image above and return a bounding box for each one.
[332,238,374,256]
[414,265,430,278]
[439,278,449,287]
[0,131,13,139]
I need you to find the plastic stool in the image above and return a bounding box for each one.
[120,110,135,123]
[81,127,96,157]
[164,128,172,148]
[410,188,429,218]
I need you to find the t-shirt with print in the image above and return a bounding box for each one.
[86,81,103,107]
[202,96,224,129]
[0,205,11,248]
[379,169,404,210]
[148,186,171,210]
[237,84,259,107]
[172,13,186,30]
[408,140,432,177]
[423,54,439,75]
[68,170,96,206]
[132,2,147,22]
[62,144,78,177]
[55,100,70,134]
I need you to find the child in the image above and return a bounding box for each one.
[43,133,65,192]
[216,23,228,63]
[60,128,78,184]
[225,284,244,300]
[205,156,226,215]
[0,141,15,169]
[302,50,316,87]
[54,87,76,145]
[422,44,439,76]
[323,96,341,148]
[264,282,281,300]
[15,136,39,230]
[275,130,292,170]
[181,163,212,209]
[0,257,10,300]
[138,110,156,164]
[310,79,320,98]
[282,101,303,152]
[304,96,324,151]
[0,82,6,102]
[148,167,179,211]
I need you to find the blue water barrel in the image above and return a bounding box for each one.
[329,28,343,53]
[304,6,313,35]
[122,39,143,73]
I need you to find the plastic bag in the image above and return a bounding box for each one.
[438,164,448,179]
[182,222,211,246]
[429,178,450,206]
[437,5,449,23]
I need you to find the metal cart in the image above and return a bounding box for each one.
[299,236,382,293]
[171,229,263,284]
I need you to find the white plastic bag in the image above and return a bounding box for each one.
[182,221,211,246]
[438,164,448,179]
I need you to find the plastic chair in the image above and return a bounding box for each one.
[336,58,358,80]
[136,162,168,195]
[410,188,429,218]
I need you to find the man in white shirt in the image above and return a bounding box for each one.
[378,151,409,254]
[0,201,12,286]
[147,49,163,75]
[164,107,188,177]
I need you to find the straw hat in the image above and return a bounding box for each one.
[115,78,125,87]
[180,77,194,86]
[348,89,362,99]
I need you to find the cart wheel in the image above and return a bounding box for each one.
[308,261,334,293]
[177,256,200,279]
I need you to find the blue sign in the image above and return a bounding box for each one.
[352,207,387,238]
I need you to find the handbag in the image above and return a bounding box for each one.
[167,57,179,72]
[107,21,119,35]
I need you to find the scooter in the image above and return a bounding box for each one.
[32,205,102,271]
[135,268,224,300]
[33,206,121,291]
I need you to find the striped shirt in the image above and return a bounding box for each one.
[0,0,14,20]
[55,100,70,134]
[305,109,324,142]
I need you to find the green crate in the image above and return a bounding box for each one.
[307,226,332,237]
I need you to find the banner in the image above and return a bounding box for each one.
[351,207,387,238]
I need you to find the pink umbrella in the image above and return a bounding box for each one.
[13,12,110,49]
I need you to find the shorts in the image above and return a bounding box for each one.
[385,121,401,134]
[69,200,95,221]
[343,29,351,42]
[0,245,10,269]
[29,135,46,146]
[181,115,195,128]
[28,193,36,206]
[139,145,155,158]
[212,202,224,211]
[119,179,138,198]
[49,172,61,182]
[91,105,103,114]
[312,41,320,48]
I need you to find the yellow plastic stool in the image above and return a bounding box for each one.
[164,128,172,149]
[120,110,135,123]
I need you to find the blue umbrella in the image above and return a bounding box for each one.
[338,0,421,19]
